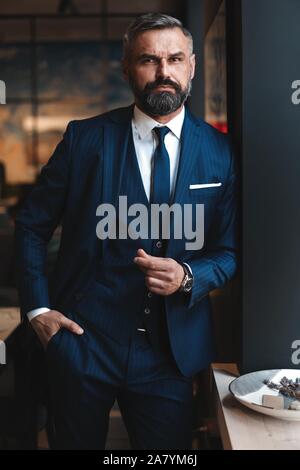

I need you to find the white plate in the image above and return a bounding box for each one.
[229,369,300,421]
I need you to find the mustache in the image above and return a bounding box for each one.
[144,78,182,93]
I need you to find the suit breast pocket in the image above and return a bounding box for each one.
[188,185,222,204]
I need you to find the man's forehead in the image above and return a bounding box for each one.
[132,28,190,54]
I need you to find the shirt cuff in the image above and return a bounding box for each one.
[27,307,50,322]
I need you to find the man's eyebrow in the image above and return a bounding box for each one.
[168,52,185,58]
[137,52,186,61]
[137,53,159,61]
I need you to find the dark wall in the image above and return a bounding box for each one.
[235,0,300,372]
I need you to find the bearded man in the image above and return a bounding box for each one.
[15,13,237,450]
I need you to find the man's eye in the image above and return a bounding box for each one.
[143,58,155,64]
[170,57,182,62]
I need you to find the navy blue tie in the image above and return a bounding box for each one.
[151,126,170,205]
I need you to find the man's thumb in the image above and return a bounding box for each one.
[137,248,148,258]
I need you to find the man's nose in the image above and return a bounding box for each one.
[156,58,170,79]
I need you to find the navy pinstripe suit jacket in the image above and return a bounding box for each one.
[15,105,238,376]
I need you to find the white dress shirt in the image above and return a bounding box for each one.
[27,105,186,321]
[132,104,185,201]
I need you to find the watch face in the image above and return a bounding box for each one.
[184,278,193,292]
[180,265,193,292]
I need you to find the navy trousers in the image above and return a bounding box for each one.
[46,310,193,450]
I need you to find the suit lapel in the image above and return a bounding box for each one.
[101,105,134,205]
[166,109,204,258]
[100,105,134,252]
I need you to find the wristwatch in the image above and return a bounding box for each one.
[179,263,194,293]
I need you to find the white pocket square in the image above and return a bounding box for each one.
[189,182,222,189]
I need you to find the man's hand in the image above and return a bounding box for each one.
[30,310,84,350]
[133,248,185,296]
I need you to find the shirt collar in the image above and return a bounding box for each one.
[133,104,185,140]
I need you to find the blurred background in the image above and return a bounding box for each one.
[0,0,227,187]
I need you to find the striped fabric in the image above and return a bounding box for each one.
[15,105,238,378]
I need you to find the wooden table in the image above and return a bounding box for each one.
[212,363,300,450]
[0,307,20,341]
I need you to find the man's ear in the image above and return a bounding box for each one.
[190,54,196,80]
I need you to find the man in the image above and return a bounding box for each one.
[15,13,237,450]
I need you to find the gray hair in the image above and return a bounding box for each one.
[123,13,193,60]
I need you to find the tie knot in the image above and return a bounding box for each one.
[153,126,170,143]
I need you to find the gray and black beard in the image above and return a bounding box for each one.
[129,76,192,116]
